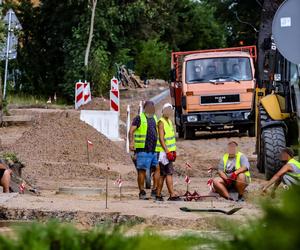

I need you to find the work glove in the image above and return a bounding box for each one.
[167,151,176,162]
[230,172,238,181]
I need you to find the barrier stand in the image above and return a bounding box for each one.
[138,101,143,115]
[105,166,110,209]
[126,105,131,153]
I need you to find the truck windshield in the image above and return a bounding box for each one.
[186,57,252,83]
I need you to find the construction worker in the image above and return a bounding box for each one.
[156,103,180,201]
[262,148,300,196]
[0,160,12,193]
[129,101,160,200]
[212,141,251,201]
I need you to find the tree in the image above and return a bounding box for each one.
[84,0,97,69]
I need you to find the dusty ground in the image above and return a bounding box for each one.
[0,81,268,234]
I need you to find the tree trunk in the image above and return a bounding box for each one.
[0,73,3,124]
[257,0,283,83]
[84,0,97,68]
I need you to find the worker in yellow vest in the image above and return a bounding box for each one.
[156,103,180,201]
[129,101,160,200]
[212,141,251,201]
[262,148,300,196]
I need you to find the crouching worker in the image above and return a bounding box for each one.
[156,103,180,201]
[213,141,251,201]
[262,148,300,196]
[129,101,160,200]
[0,160,12,193]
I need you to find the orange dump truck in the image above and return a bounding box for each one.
[170,46,257,139]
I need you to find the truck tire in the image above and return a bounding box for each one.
[183,126,195,140]
[261,126,286,180]
[248,124,255,137]
[177,125,184,138]
[257,106,270,173]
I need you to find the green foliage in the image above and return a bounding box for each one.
[220,186,300,250]
[135,39,170,80]
[203,0,261,46]
[88,46,111,96]
[0,221,207,250]
[1,152,19,163]
[11,0,228,102]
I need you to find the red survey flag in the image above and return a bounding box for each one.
[87,139,93,147]
[19,182,25,194]
[115,177,123,188]
[185,162,192,169]
[184,175,191,184]
[207,178,214,192]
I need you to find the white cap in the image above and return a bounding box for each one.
[162,103,173,111]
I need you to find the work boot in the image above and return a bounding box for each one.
[151,189,157,198]
[155,195,164,201]
[139,190,147,200]
[167,196,181,201]
[237,194,245,202]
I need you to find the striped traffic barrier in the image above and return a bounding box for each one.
[75,81,84,109]
[75,80,92,109]
[110,89,119,112]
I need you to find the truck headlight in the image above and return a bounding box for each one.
[244,112,250,119]
[187,115,198,122]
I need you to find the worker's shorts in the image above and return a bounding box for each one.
[159,162,174,176]
[0,169,4,180]
[136,152,158,171]
[283,174,299,186]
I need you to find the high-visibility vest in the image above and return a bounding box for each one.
[134,112,160,152]
[287,158,300,180]
[156,117,176,152]
[223,152,251,181]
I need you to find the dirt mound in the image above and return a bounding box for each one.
[8,111,131,181]
[79,97,110,111]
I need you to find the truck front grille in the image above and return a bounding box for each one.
[200,94,240,105]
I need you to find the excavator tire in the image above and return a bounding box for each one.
[261,126,286,180]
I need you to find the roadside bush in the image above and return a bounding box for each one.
[0,221,207,250]
[220,186,300,250]
[135,39,170,80]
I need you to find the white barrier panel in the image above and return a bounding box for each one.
[80,110,120,141]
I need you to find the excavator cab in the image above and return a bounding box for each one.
[256,0,300,179]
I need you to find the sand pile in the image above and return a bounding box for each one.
[10,111,130,165]
[6,111,131,187]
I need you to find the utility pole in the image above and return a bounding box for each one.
[3,9,12,99]
[1,8,21,100]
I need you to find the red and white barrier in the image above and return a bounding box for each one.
[110,77,120,112]
[75,80,92,110]
[84,81,92,103]
[110,90,119,112]
[111,77,119,90]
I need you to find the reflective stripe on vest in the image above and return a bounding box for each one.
[287,158,300,179]
[134,113,160,151]
[223,152,251,181]
[156,117,176,152]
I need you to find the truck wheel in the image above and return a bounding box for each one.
[177,125,184,138]
[183,126,195,140]
[257,106,270,173]
[261,126,286,180]
[248,124,255,137]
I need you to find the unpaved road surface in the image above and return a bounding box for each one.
[0,82,269,233]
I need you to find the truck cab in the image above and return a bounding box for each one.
[170,46,257,139]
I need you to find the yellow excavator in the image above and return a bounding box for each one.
[256,0,300,179]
